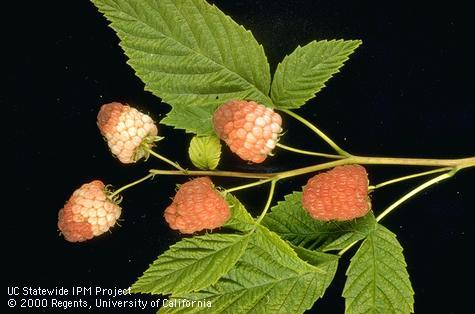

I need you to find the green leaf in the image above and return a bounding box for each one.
[161,104,215,135]
[290,245,339,295]
[222,193,255,233]
[263,192,376,251]
[161,226,336,314]
[343,224,415,314]
[271,40,361,109]
[131,233,250,295]
[91,0,272,135]
[188,135,222,170]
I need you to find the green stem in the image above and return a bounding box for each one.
[146,148,186,172]
[338,240,359,256]
[368,167,453,191]
[338,169,458,256]
[109,173,154,199]
[225,178,274,194]
[276,155,475,180]
[150,155,475,181]
[281,109,350,157]
[375,170,457,222]
[149,169,273,179]
[276,143,344,159]
[275,158,349,179]
[255,180,277,224]
[351,155,475,168]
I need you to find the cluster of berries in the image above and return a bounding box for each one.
[94,99,284,165]
[58,100,370,242]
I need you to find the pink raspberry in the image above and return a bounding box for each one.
[302,165,370,221]
[164,177,231,234]
[213,100,282,163]
[58,180,121,242]
[97,102,159,163]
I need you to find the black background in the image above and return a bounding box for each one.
[6,0,475,313]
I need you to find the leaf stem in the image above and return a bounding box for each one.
[338,240,358,256]
[338,169,458,256]
[109,173,154,199]
[375,169,457,222]
[255,180,277,224]
[276,143,344,159]
[146,148,187,172]
[280,109,350,157]
[368,167,453,191]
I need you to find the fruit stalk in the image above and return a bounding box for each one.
[145,148,186,172]
[281,108,351,157]
[276,143,343,159]
[109,173,155,198]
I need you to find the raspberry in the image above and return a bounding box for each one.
[213,100,282,163]
[97,102,159,163]
[164,177,231,234]
[58,180,121,242]
[302,165,370,221]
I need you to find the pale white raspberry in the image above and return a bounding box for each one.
[58,180,121,242]
[97,102,159,163]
